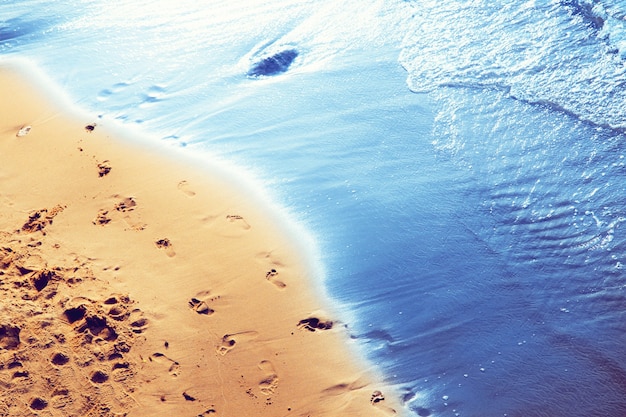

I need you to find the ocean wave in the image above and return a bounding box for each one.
[400,0,626,130]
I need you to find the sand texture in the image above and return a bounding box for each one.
[0,64,400,416]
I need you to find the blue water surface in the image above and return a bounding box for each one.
[2,1,626,416]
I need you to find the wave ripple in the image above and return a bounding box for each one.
[400,0,626,130]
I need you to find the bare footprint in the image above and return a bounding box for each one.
[177,180,196,197]
[188,290,222,315]
[370,390,397,415]
[16,125,32,137]
[111,361,134,383]
[50,389,72,409]
[188,298,214,315]
[258,360,279,397]
[90,370,110,384]
[128,309,148,334]
[226,215,251,230]
[182,391,197,401]
[93,209,112,226]
[99,196,145,230]
[103,293,132,322]
[0,324,21,349]
[155,238,176,257]
[255,251,286,268]
[216,331,259,355]
[256,252,287,289]
[297,317,333,332]
[29,397,48,411]
[51,352,70,366]
[97,160,112,177]
[370,390,385,404]
[21,205,65,234]
[114,197,137,212]
[149,352,180,377]
[265,268,286,289]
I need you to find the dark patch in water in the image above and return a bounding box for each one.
[0,16,56,46]
[560,0,605,31]
[248,49,298,77]
[359,329,395,343]
[549,331,626,395]
[0,19,31,42]
[416,407,431,417]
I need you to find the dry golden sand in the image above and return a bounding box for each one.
[0,63,401,417]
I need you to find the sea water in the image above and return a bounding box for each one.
[2,1,626,416]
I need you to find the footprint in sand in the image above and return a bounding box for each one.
[188,298,214,315]
[177,180,196,197]
[182,391,197,401]
[111,361,133,383]
[0,324,21,349]
[93,197,144,230]
[97,160,112,177]
[297,317,334,332]
[370,390,385,404]
[90,370,109,384]
[8,360,27,378]
[93,209,112,226]
[16,125,32,137]
[255,251,285,265]
[226,214,251,230]
[209,214,251,237]
[216,331,259,355]
[103,293,134,324]
[258,360,279,397]
[31,269,59,293]
[106,303,130,322]
[114,197,137,213]
[128,308,149,334]
[29,397,48,411]
[370,390,397,414]
[21,205,65,234]
[50,389,72,409]
[155,238,176,257]
[77,313,119,342]
[256,252,287,289]
[51,352,70,366]
[148,352,180,377]
[265,268,287,289]
[188,290,221,315]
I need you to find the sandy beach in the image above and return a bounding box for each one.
[0,62,400,416]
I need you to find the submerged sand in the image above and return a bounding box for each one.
[0,63,400,416]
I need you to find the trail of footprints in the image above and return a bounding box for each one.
[3,191,290,414]
[2,145,392,413]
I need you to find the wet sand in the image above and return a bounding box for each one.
[0,62,400,416]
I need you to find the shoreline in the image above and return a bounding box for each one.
[0,61,401,416]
